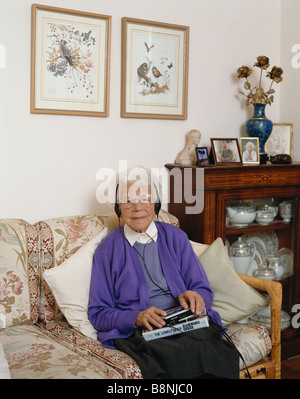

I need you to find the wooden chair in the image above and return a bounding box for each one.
[238,274,282,379]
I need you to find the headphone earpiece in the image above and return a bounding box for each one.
[153,183,161,217]
[114,183,161,217]
[154,198,161,216]
[115,184,122,217]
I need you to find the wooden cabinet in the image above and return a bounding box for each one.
[165,163,300,359]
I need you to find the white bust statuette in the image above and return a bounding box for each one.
[175,129,201,165]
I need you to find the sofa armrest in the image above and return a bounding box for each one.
[237,273,282,378]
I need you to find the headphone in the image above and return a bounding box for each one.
[114,183,161,218]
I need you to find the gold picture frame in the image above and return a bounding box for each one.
[240,137,260,165]
[121,17,189,120]
[31,4,111,117]
[265,123,293,156]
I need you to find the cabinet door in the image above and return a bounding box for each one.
[218,188,300,358]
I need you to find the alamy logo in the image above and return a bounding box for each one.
[291,304,300,328]
[96,160,204,215]
[291,44,300,68]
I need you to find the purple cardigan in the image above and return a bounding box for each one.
[88,222,222,348]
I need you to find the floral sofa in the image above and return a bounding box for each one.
[0,210,281,379]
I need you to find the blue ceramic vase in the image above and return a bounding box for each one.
[246,102,273,154]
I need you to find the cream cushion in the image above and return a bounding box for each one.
[196,237,269,325]
[190,240,209,257]
[43,228,109,340]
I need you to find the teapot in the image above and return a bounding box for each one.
[256,204,278,218]
[228,237,256,275]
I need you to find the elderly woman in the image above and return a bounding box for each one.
[88,168,239,379]
[242,141,257,162]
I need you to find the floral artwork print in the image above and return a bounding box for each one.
[46,23,96,100]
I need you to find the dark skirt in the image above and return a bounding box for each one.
[114,325,240,379]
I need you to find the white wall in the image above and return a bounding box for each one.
[0,0,283,223]
[280,0,300,157]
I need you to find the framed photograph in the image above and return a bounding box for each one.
[265,123,293,156]
[240,137,260,165]
[210,138,242,165]
[195,147,209,166]
[31,4,111,117]
[121,17,189,120]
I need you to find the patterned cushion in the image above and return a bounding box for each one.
[227,322,272,369]
[0,220,39,327]
[0,324,121,379]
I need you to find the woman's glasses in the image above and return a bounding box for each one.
[120,194,153,210]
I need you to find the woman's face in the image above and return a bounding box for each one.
[268,133,288,154]
[119,185,156,233]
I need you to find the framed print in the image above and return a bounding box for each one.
[31,4,111,117]
[121,17,189,119]
[240,137,260,165]
[265,123,293,156]
[195,147,209,166]
[210,138,242,165]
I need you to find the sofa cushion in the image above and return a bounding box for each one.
[0,219,40,328]
[43,228,109,340]
[197,238,269,325]
[227,322,272,368]
[39,319,142,379]
[0,324,121,379]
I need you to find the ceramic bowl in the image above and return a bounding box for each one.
[227,205,256,226]
[255,210,274,225]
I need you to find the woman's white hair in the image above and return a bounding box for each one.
[117,166,161,203]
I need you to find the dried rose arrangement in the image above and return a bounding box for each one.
[237,56,283,106]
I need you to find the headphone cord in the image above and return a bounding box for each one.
[130,231,180,305]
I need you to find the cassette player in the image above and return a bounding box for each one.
[163,306,198,326]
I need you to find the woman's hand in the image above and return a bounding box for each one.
[135,306,167,331]
[178,290,205,316]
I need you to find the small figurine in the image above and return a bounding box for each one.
[175,129,201,165]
